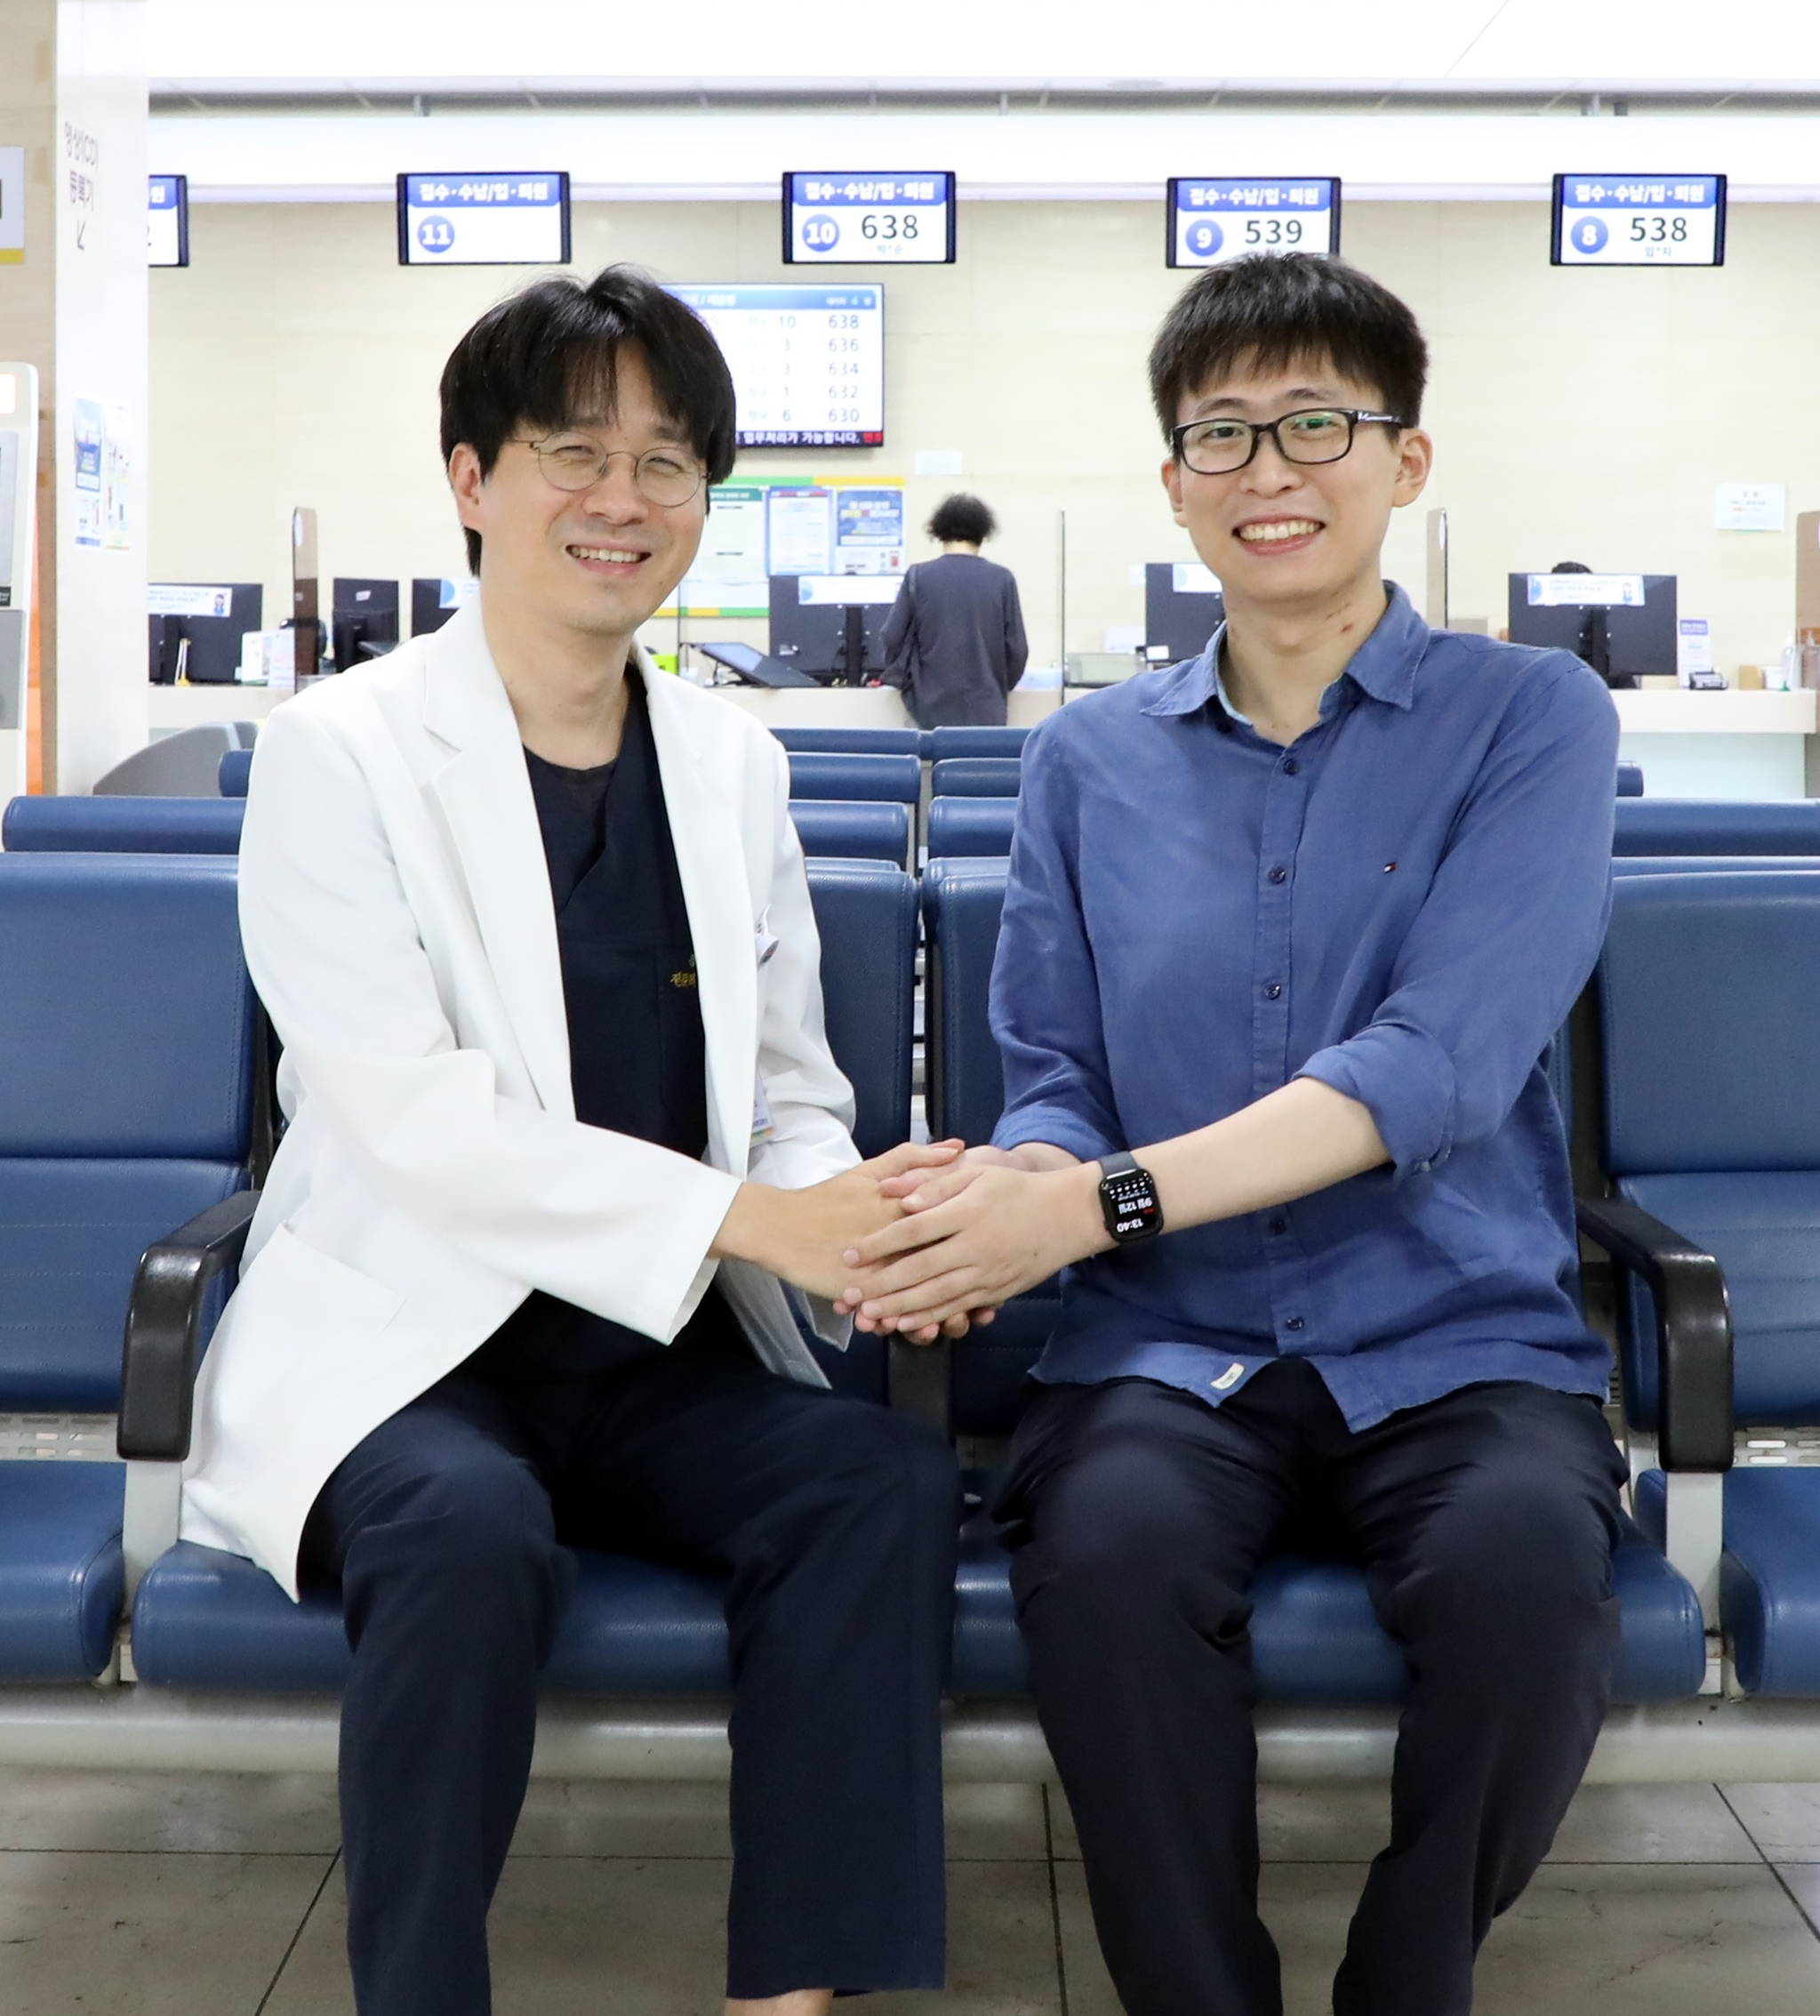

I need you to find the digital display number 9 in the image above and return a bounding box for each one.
[1243,218,1304,247]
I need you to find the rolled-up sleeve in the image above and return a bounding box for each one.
[989,726,1124,1163]
[1296,658,1618,1177]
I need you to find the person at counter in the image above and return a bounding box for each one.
[838,253,1625,2016]
[180,265,964,2016]
[881,493,1028,726]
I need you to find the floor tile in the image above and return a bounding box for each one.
[1720,1782,1820,1859]
[0,1767,341,1855]
[0,1849,333,2015]
[1764,1861,1820,1932]
[270,1857,1063,2015]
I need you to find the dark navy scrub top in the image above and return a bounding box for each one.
[468,673,734,1387]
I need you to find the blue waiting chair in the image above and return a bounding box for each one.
[789,799,911,867]
[124,856,921,1688]
[926,798,1016,859]
[921,855,1707,1706]
[773,727,926,759]
[931,757,1021,799]
[4,797,245,854]
[1614,799,1820,856]
[1616,761,1645,798]
[1585,867,1820,1692]
[928,727,1029,762]
[0,855,255,1677]
[787,752,922,807]
[219,750,253,798]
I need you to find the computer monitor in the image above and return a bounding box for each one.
[412,576,478,637]
[333,578,400,671]
[1144,562,1225,665]
[767,574,902,683]
[1506,574,1677,687]
[147,584,264,685]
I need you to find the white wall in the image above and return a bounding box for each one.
[150,193,1820,676]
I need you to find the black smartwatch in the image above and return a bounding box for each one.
[1097,1152,1164,1244]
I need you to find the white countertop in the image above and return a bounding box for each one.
[1611,688,1816,735]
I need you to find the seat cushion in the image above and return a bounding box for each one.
[804,860,917,1159]
[0,1464,124,1680]
[1637,1466,1820,1697]
[786,753,921,805]
[1,797,245,854]
[931,757,1021,799]
[921,859,1010,1141]
[789,799,910,863]
[926,798,1015,860]
[951,1513,1704,1704]
[1613,799,1820,856]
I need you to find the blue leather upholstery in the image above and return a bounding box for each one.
[926,798,1015,860]
[921,859,1010,1142]
[3,796,245,854]
[219,749,253,797]
[786,752,921,805]
[930,757,1021,798]
[1616,761,1644,797]
[0,1466,126,1681]
[1612,855,1820,879]
[929,727,1029,761]
[804,860,917,1160]
[773,727,926,759]
[788,799,910,864]
[1613,798,1820,855]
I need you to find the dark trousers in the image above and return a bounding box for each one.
[997,1361,1628,2016]
[301,1332,960,2016]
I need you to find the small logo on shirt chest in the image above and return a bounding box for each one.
[670,964,698,989]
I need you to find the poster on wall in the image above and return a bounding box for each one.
[73,399,103,548]
[677,484,771,614]
[663,477,907,617]
[104,406,131,550]
[834,486,905,573]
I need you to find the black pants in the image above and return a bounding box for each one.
[301,1331,960,2015]
[997,1360,1627,2016]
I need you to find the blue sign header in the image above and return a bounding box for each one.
[670,285,881,312]
[1559,178,1720,210]
[1175,179,1335,212]
[404,176,563,208]
[148,176,182,209]
[789,174,949,207]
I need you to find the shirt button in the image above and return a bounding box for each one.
[1269,1216,1288,1235]
[1268,866,1288,885]
[1264,982,1282,1000]
[1281,758,1300,775]
[1284,1315,1305,1332]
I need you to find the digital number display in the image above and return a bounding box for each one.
[783,173,956,265]
[1167,180,1341,268]
[1551,175,1726,268]
[148,175,188,269]
[668,285,885,448]
[396,173,571,267]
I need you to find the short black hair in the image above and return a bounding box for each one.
[927,494,997,545]
[439,264,737,572]
[1148,253,1428,444]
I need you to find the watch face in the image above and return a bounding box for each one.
[1102,1169,1162,1241]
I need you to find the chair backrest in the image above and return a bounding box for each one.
[773,727,926,759]
[219,749,253,797]
[1613,799,1820,856]
[804,859,918,1159]
[1616,761,1645,798]
[4,796,245,855]
[1612,855,1820,879]
[932,756,1022,799]
[926,797,1016,859]
[92,722,257,798]
[1598,869,1820,1428]
[929,725,1029,761]
[787,751,922,805]
[0,856,254,1409]
[788,799,911,866]
[921,859,1010,1145]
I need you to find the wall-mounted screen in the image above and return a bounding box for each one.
[1551,175,1726,268]
[396,173,570,267]
[668,285,885,448]
[782,173,955,265]
[148,175,188,268]
[1167,179,1340,268]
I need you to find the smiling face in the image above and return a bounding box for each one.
[448,343,708,651]
[1161,354,1431,620]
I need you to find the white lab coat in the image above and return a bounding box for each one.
[180,606,859,1595]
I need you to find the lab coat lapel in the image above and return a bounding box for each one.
[421,607,575,1120]
[642,661,758,1178]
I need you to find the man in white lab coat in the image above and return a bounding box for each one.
[183,266,962,2016]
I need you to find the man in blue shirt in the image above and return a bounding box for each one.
[838,253,1626,2016]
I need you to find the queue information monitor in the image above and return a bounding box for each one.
[1551,175,1726,267]
[148,175,188,268]
[1167,179,1340,268]
[782,173,956,264]
[397,173,571,266]
[668,285,885,448]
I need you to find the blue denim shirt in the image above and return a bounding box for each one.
[989,585,1619,1429]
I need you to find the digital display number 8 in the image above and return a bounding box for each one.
[1243,218,1304,247]
[1629,216,1690,243]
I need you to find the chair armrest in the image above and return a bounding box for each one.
[887,1335,953,1441]
[117,1190,260,1462]
[1575,1194,1734,1473]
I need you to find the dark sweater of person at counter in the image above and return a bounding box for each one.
[881,494,1028,727]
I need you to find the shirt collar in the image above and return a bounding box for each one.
[1143,581,1429,720]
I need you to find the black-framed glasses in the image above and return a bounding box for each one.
[1170,407,1406,475]
[516,433,708,505]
